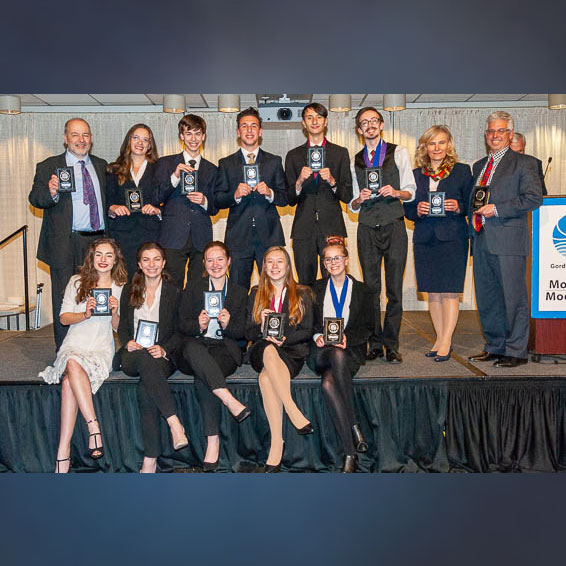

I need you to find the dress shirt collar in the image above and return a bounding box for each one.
[66,149,91,166]
[183,151,201,168]
[240,147,260,162]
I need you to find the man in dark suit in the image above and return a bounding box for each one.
[348,107,416,363]
[468,112,543,368]
[29,117,108,351]
[214,107,287,289]
[153,114,218,288]
[510,132,548,195]
[285,103,352,286]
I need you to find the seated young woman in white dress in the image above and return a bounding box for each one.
[39,238,127,473]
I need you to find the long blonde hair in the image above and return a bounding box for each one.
[414,125,459,169]
[252,246,310,326]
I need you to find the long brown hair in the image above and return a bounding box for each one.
[129,242,171,309]
[107,123,159,185]
[252,246,310,326]
[75,238,128,303]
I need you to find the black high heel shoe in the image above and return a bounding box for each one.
[203,459,219,472]
[352,423,369,453]
[86,418,104,460]
[425,350,438,358]
[265,442,285,473]
[295,422,314,435]
[341,454,358,473]
[55,457,71,473]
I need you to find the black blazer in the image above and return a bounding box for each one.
[214,148,287,251]
[405,163,474,244]
[245,286,313,360]
[177,276,248,366]
[106,163,161,236]
[29,152,108,269]
[311,276,374,350]
[469,150,542,256]
[117,280,182,358]
[285,140,352,239]
[152,153,218,251]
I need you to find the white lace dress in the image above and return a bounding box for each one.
[39,275,124,394]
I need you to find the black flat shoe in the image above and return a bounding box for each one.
[341,454,358,473]
[86,418,104,460]
[425,350,438,358]
[493,356,528,368]
[352,423,368,453]
[468,351,501,362]
[386,349,403,364]
[366,347,384,361]
[233,406,251,423]
[296,422,314,435]
[434,346,453,363]
[203,459,219,472]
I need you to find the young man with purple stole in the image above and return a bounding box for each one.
[349,107,416,363]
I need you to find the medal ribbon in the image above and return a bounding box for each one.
[363,140,387,168]
[270,287,286,313]
[329,277,349,318]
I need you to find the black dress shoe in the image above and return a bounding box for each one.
[352,423,369,453]
[233,406,251,423]
[341,454,358,473]
[385,349,402,363]
[296,422,314,435]
[467,351,501,362]
[366,347,384,361]
[202,459,219,472]
[493,356,528,368]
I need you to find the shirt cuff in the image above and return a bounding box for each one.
[313,333,323,343]
[235,196,242,204]
[200,196,208,211]
[493,204,498,217]
[170,173,180,188]
[266,189,274,203]
[52,193,60,203]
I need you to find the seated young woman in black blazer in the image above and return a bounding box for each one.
[307,236,373,472]
[246,246,314,472]
[177,241,250,472]
[116,242,188,473]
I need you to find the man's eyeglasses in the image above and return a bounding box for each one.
[485,128,510,136]
[359,118,382,129]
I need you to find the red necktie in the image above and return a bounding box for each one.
[369,150,375,162]
[474,157,494,233]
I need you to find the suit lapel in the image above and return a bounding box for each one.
[489,148,514,188]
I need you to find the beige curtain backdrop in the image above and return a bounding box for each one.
[1,106,564,326]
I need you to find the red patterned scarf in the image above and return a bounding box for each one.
[422,160,454,181]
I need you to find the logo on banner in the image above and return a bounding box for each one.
[552,216,566,256]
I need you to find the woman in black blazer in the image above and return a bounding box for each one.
[307,237,373,472]
[177,241,250,472]
[246,246,314,472]
[405,125,473,362]
[116,242,188,473]
[107,124,162,278]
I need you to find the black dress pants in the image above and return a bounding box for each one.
[178,338,238,436]
[292,224,330,287]
[164,233,204,289]
[119,348,176,459]
[357,219,407,352]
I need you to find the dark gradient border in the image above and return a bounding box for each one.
[2,0,566,564]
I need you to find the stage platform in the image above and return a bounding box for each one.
[2,312,566,473]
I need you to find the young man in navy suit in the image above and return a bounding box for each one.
[285,103,353,287]
[348,107,416,364]
[29,117,108,351]
[468,112,543,368]
[153,114,218,289]
[214,107,287,289]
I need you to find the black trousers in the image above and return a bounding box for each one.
[164,233,204,289]
[178,338,238,437]
[118,348,176,459]
[357,219,407,352]
[229,225,269,290]
[292,224,329,287]
[51,230,103,350]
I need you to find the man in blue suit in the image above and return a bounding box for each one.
[153,114,218,289]
[468,111,543,368]
[214,107,287,289]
